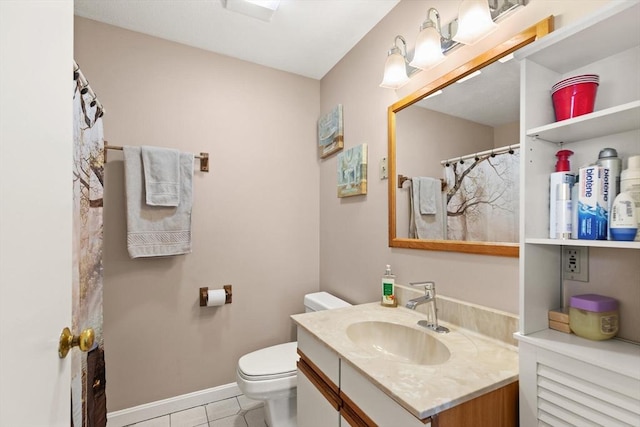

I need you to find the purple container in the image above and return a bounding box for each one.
[570,294,618,312]
[569,294,619,340]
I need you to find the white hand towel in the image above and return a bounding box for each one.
[141,145,181,207]
[124,146,194,258]
[410,178,445,240]
[417,177,439,215]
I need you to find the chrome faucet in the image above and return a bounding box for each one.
[406,281,449,333]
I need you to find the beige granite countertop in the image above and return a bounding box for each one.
[292,302,518,420]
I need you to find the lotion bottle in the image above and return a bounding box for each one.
[381,265,397,307]
[609,192,638,241]
[620,155,640,241]
[550,150,575,238]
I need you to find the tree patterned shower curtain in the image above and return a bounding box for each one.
[445,148,520,242]
[72,68,106,426]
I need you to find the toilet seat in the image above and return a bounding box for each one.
[237,341,298,380]
[236,342,299,401]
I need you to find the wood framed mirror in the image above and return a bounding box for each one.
[388,17,553,257]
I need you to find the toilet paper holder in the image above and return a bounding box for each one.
[199,285,232,306]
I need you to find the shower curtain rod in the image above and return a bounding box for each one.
[73,60,104,116]
[440,143,520,166]
[104,143,210,172]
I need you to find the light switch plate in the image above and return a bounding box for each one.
[379,157,388,180]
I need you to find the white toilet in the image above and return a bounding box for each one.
[236,292,351,427]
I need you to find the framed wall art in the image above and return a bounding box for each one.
[318,104,344,158]
[337,144,367,198]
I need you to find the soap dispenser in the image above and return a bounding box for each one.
[381,265,397,307]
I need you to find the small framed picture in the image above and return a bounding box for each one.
[337,144,367,198]
[318,104,344,158]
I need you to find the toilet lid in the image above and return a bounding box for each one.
[238,341,298,380]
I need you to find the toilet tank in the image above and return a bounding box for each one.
[304,292,351,312]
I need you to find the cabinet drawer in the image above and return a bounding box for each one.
[340,361,430,427]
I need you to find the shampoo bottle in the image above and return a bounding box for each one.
[381,265,396,307]
[550,150,575,239]
[597,148,622,239]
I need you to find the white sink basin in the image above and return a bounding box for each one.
[346,321,451,365]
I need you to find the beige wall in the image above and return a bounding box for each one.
[75,17,320,410]
[318,0,613,310]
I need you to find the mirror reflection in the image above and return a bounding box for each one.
[395,57,520,242]
[388,19,553,257]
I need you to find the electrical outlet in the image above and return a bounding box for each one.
[562,246,589,282]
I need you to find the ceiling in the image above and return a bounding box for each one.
[416,55,521,127]
[74,0,400,80]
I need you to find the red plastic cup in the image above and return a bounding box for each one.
[551,82,598,121]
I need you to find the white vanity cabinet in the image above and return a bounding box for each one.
[297,325,519,427]
[516,1,640,425]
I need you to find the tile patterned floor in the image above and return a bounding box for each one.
[127,395,266,427]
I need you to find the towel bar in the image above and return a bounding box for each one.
[104,142,209,172]
[398,174,445,190]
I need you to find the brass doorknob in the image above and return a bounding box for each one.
[58,327,95,358]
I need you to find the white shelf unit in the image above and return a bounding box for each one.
[524,238,640,250]
[516,1,640,425]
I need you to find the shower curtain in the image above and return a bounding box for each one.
[445,149,519,242]
[72,70,106,426]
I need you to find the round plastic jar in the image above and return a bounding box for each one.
[569,294,619,340]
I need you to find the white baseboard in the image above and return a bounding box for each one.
[107,382,241,427]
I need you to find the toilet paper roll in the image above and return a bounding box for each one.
[206,289,227,307]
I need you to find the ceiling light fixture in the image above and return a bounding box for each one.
[498,52,515,63]
[424,90,443,100]
[381,0,528,88]
[456,70,482,83]
[222,0,281,22]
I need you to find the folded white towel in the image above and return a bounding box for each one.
[410,178,445,240]
[141,145,181,207]
[417,177,439,215]
[124,146,194,258]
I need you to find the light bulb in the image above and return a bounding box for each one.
[409,24,445,70]
[380,51,409,89]
[452,0,497,45]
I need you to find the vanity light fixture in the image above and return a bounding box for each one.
[409,8,446,70]
[382,0,528,86]
[452,0,498,45]
[380,35,419,89]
